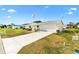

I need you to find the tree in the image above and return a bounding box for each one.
[1,25,7,28]
[67,22,75,28]
[76,22,79,25]
[4,25,7,28]
[75,22,79,28]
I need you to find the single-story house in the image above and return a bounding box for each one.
[22,24,30,29]
[12,25,21,29]
[24,20,64,32]
[77,24,79,28]
[7,25,21,29]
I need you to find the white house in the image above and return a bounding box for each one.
[77,24,79,28]
[12,25,21,29]
[22,24,30,29]
[24,20,64,32]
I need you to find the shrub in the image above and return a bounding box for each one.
[56,30,60,33]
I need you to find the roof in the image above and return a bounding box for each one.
[29,20,64,26]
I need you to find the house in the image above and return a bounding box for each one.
[12,25,21,29]
[22,24,30,29]
[77,24,79,28]
[7,24,21,29]
[7,25,12,28]
[26,20,64,32]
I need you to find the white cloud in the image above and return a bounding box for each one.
[68,11,73,15]
[44,6,49,8]
[1,8,6,11]
[68,8,77,11]
[8,9,16,13]
[7,16,12,18]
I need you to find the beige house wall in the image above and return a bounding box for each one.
[38,21,63,32]
[30,20,64,32]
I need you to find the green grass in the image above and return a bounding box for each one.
[0,28,31,38]
[18,33,65,54]
[56,28,79,53]
[18,28,79,54]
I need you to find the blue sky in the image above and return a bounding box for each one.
[0,5,79,25]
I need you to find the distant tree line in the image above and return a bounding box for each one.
[67,22,79,28]
[0,25,7,28]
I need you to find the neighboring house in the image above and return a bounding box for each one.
[7,25,12,28]
[7,23,15,29]
[76,22,79,28]
[22,24,30,29]
[77,24,79,28]
[7,24,21,29]
[28,20,64,32]
[12,25,21,29]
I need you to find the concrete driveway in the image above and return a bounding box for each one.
[1,30,56,54]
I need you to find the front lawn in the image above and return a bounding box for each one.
[0,28,31,38]
[18,34,65,54]
[18,28,79,54]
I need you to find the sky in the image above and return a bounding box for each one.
[0,5,79,25]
